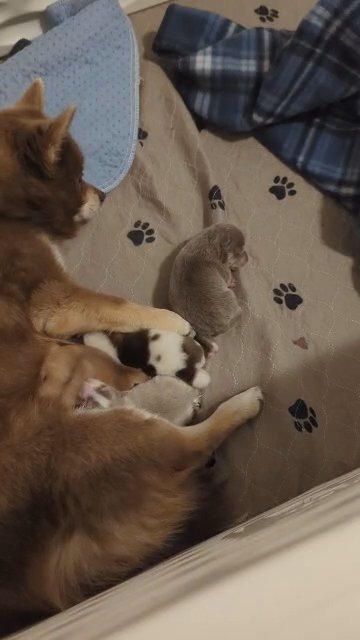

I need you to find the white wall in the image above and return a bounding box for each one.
[14,468,360,640]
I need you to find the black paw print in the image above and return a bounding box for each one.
[255,5,279,22]
[273,283,303,310]
[127,220,156,246]
[209,185,225,211]
[138,127,148,147]
[269,176,297,201]
[289,399,318,433]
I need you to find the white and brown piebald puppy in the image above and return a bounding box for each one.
[79,329,211,390]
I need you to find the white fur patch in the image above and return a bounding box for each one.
[74,191,100,222]
[192,369,210,390]
[83,332,119,363]
[148,330,187,377]
[39,235,66,270]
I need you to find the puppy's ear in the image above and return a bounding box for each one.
[239,250,248,267]
[15,78,45,111]
[17,105,76,175]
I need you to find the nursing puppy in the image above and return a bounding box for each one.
[78,376,201,426]
[82,330,211,389]
[169,224,248,345]
[0,80,263,621]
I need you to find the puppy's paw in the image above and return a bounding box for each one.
[196,336,218,359]
[207,341,219,358]
[192,369,211,390]
[77,378,114,411]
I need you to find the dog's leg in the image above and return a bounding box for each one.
[38,343,148,409]
[25,386,262,611]
[38,343,90,410]
[30,280,191,337]
[169,386,263,469]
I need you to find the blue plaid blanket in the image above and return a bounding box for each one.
[153,0,360,218]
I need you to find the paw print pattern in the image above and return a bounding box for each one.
[292,337,309,350]
[269,176,297,201]
[209,185,225,211]
[127,221,156,246]
[273,283,303,310]
[138,127,148,147]
[255,5,279,22]
[288,399,318,433]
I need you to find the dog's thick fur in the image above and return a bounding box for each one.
[0,80,262,619]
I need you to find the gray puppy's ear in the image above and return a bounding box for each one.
[239,250,248,267]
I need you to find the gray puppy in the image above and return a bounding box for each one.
[78,376,200,425]
[169,223,248,346]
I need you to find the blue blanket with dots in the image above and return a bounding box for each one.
[0,0,139,192]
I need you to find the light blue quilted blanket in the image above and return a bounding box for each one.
[0,0,139,192]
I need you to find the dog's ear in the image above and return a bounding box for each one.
[42,105,77,166]
[15,78,45,111]
[17,105,76,175]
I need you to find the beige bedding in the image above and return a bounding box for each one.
[63,0,360,528]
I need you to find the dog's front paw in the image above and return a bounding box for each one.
[216,386,263,426]
[236,386,263,420]
[126,369,149,388]
[170,313,192,336]
[157,309,192,336]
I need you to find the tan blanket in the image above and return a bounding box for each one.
[63,0,360,526]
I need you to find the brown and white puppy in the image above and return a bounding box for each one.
[169,223,248,344]
[0,80,263,622]
[81,329,211,389]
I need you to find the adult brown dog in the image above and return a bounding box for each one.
[0,80,263,619]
